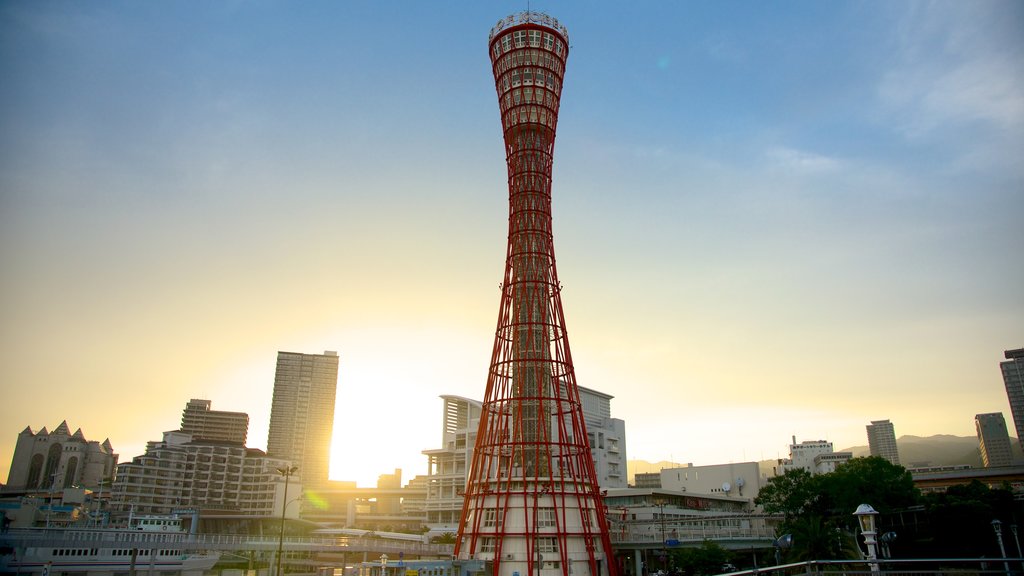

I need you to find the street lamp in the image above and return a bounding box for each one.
[853,504,879,574]
[381,554,389,576]
[773,534,792,566]
[992,520,1010,576]
[275,466,299,576]
[1011,525,1023,572]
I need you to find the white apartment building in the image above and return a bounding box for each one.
[421,387,627,534]
[777,437,852,475]
[422,395,481,531]
[579,386,628,489]
[111,430,296,518]
[180,398,249,445]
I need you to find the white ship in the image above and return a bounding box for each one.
[1,516,221,575]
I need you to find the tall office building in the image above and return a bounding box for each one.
[456,13,617,576]
[266,350,339,488]
[180,399,249,444]
[975,412,1013,468]
[866,420,900,465]
[1001,348,1024,450]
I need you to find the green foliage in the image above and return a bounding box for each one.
[755,458,919,525]
[917,480,1016,558]
[754,468,820,519]
[430,532,457,544]
[781,516,859,561]
[669,541,733,576]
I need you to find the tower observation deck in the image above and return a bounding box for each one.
[455,12,618,576]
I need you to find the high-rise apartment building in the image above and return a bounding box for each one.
[866,420,900,465]
[180,398,249,444]
[1001,348,1024,450]
[266,350,339,487]
[975,412,1013,468]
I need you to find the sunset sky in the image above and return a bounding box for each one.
[1,1,1022,488]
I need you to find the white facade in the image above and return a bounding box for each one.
[4,421,118,493]
[659,461,764,504]
[579,386,628,489]
[422,395,482,533]
[111,430,295,517]
[777,437,852,475]
[421,387,627,535]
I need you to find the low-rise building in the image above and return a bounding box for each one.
[4,421,118,494]
[777,437,852,475]
[659,461,765,504]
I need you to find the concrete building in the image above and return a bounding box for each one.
[976,412,1013,467]
[180,398,249,444]
[267,350,339,488]
[866,419,900,465]
[422,395,482,531]
[110,430,295,518]
[421,387,627,535]
[1002,348,1024,451]
[658,461,765,504]
[777,437,852,475]
[580,386,628,489]
[632,473,661,489]
[3,421,118,493]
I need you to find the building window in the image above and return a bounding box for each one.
[479,537,496,553]
[537,507,556,528]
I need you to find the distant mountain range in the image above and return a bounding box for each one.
[627,434,1023,483]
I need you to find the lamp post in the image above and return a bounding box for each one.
[773,534,792,566]
[853,504,879,574]
[992,520,1010,576]
[380,554,389,576]
[275,466,299,576]
[1011,525,1023,572]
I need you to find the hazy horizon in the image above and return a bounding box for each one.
[1,2,1022,488]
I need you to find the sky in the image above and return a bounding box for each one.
[1,1,1022,489]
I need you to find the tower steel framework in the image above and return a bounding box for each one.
[455,13,618,576]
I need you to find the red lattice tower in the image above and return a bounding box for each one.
[455,13,618,576]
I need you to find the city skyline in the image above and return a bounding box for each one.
[1,2,1022,489]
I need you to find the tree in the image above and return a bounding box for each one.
[818,457,918,519]
[430,532,457,544]
[783,516,859,562]
[754,469,821,519]
[918,481,1016,558]
[670,541,733,576]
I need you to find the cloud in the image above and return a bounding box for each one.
[878,2,1024,137]
[764,146,842,173]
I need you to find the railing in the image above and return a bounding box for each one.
[609,515,779,545]
[719,558,1024,576]
[0,529,456,556]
